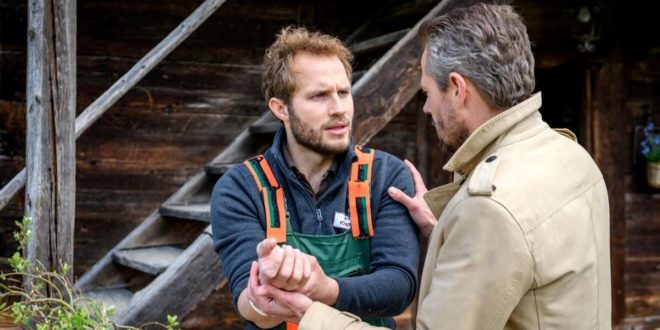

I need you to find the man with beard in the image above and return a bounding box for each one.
[246,4,611,329]
[210,26,419,330]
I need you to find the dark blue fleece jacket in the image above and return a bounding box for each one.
[211,128,419,329]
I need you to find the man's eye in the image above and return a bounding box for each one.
[338,90,350,97]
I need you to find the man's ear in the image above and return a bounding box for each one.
[268,97,289,122]
[447,72,467,107]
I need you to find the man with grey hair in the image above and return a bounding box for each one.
[245,3,612,329]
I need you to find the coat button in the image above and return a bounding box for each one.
[485,155,497,163]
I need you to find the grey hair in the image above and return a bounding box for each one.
[418,4,535,110]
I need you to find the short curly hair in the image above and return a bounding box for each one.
[261,26,353,103]
[418,4,535,110]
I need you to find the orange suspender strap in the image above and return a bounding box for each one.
[286,323,299,330]
[244,155,287,243]
[348,145,376,239]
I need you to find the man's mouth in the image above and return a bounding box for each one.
[324,122,349,135]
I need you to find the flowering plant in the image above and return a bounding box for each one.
[641,121,660,163]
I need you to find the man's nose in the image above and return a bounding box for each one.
[423,100,431,114]
[329,94,348,115]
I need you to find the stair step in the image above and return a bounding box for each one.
[84,288,133,316]
[160,203,211,222]
[112,246,184,275]
[204,162,238,176]
[249,120,281,135]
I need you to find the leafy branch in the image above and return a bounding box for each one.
[0,216,180,329]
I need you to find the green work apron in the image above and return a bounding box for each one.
[273,221,387,329]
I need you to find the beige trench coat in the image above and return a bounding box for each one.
[300,93,611,329]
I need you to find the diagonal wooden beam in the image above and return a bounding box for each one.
[352,0,501,145]
[0,0,226,214]
[349,28,411,55]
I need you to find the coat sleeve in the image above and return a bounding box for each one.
[210,165,266,305]
[416,197,534,330]
[299,302,388,330]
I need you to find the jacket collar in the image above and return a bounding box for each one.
[443,92,544,175]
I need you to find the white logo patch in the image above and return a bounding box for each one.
[333,212,351,230]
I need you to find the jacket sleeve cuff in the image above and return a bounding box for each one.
[299,302,363,330]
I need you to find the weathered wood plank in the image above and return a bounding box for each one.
[74,0,227,139]
[119,227,223,325]
[75,56,262,97]
[52,0,76,281]
[626,236,660,256]
[249,120,281,135]
[349,28,410,55]
[84,288,134,319]
[1,50,264,106]
[625,193,660,236]
[625,271,660,316]
[159,203,211,222]
[621,315,660,329]
[625,256,660,274]
[112,246,184,275]
[204,163,239,176]
[25,0,76,283]
[81,112,257,141]
[180,280,244,329]
[0,169,25,213]
[592,59,627,324]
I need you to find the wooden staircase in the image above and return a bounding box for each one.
[72,0,465,325]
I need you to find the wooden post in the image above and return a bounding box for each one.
[591,59,626,326]
[25,0,76,284]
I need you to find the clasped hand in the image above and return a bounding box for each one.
[245,238,331,324]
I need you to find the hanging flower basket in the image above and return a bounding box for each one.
[648,162,660,189]
[640,121,660,189]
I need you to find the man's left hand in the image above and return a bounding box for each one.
[247,261,313,324]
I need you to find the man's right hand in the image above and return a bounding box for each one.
[388,159,437,238]
[256,238,312,291]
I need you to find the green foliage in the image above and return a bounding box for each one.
[1,216,180,330]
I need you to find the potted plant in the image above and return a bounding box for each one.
[641,121,660,189]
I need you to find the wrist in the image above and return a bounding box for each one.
[423,220,437,237]
[238,289,281,328]
[311,276,339,306]
[249,299,270,318]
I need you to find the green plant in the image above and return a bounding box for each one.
[1,216,180,330]
[641,121,660,163]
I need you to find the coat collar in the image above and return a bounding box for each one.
[443,92,544,175]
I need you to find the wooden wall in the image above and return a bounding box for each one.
[1,0,658,328]
[1,0,430,274]
[622,30,660,325]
